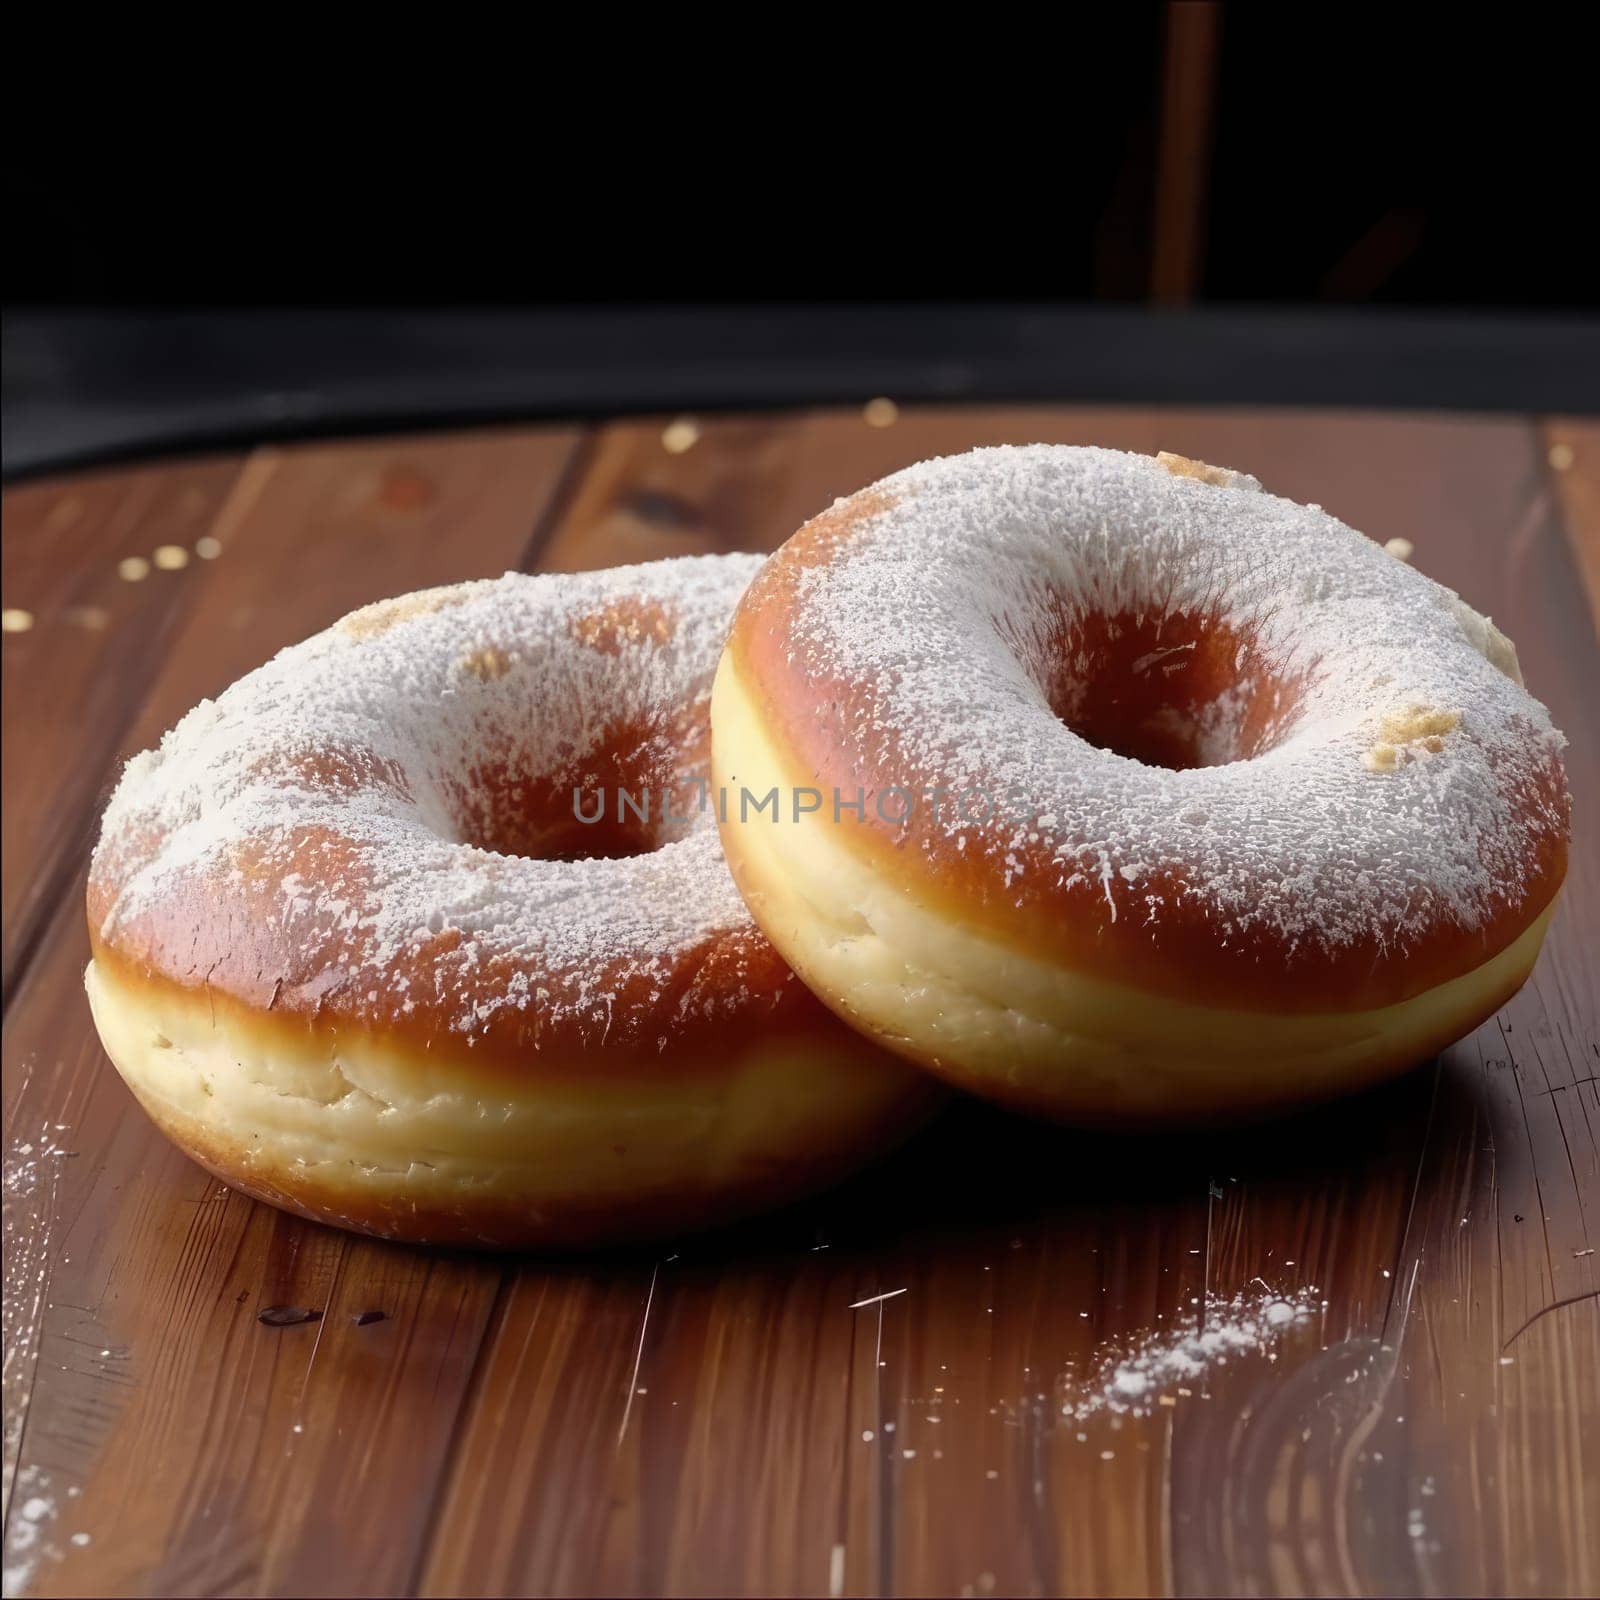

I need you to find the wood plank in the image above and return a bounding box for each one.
[4,408,1594,1598]
[1150,0,1222,305]
[1542,418,1600,629]
[2,426,584,1598]
[1,458,246,993]
[423,405,1598,1599]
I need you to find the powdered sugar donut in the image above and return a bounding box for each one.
[86,556,931,1246]
[712,446,1569,1122]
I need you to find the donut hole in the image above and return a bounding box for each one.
[495,804,662,862]
[1032,608,1302,771]
[445,712,709,861]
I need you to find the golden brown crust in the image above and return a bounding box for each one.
[84,562,843,1080]
[87,886,839,1087]
[711,640,1560,1123]
[568,594,678,652]
[85,559,941,1244]
[725,485,1569,1015]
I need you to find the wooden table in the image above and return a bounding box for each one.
[3,406,1597,1599]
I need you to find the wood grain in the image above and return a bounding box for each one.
[1150,0,1221,305]
[3,407,1595,1598]
[1,458,245,992]
[432,406,1600,1598]
[2,426,582,1598]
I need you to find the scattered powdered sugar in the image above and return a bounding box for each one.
[1058,1285,1321,1422]
[91,555,770,1043]
[2,1463,56,1596]
[1,1460,90,1596]
[3,1116,76,1515]
[774,445,1568,956]
[4,1118,91,1595]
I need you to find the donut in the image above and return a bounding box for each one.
[86,555,932,1246]
[712,446,1570,1122]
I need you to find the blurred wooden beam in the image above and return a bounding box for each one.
[1151,1,1223,304]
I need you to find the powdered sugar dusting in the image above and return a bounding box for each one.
[91,555,772,1048]
[774,445,1568,959]
[1058,1284,1321,1422]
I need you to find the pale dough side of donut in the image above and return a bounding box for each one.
[85,952,932,1247]
[711,647,1554,1125]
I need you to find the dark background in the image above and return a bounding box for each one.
[5,5,1597,476]
[9,9,1593,308]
